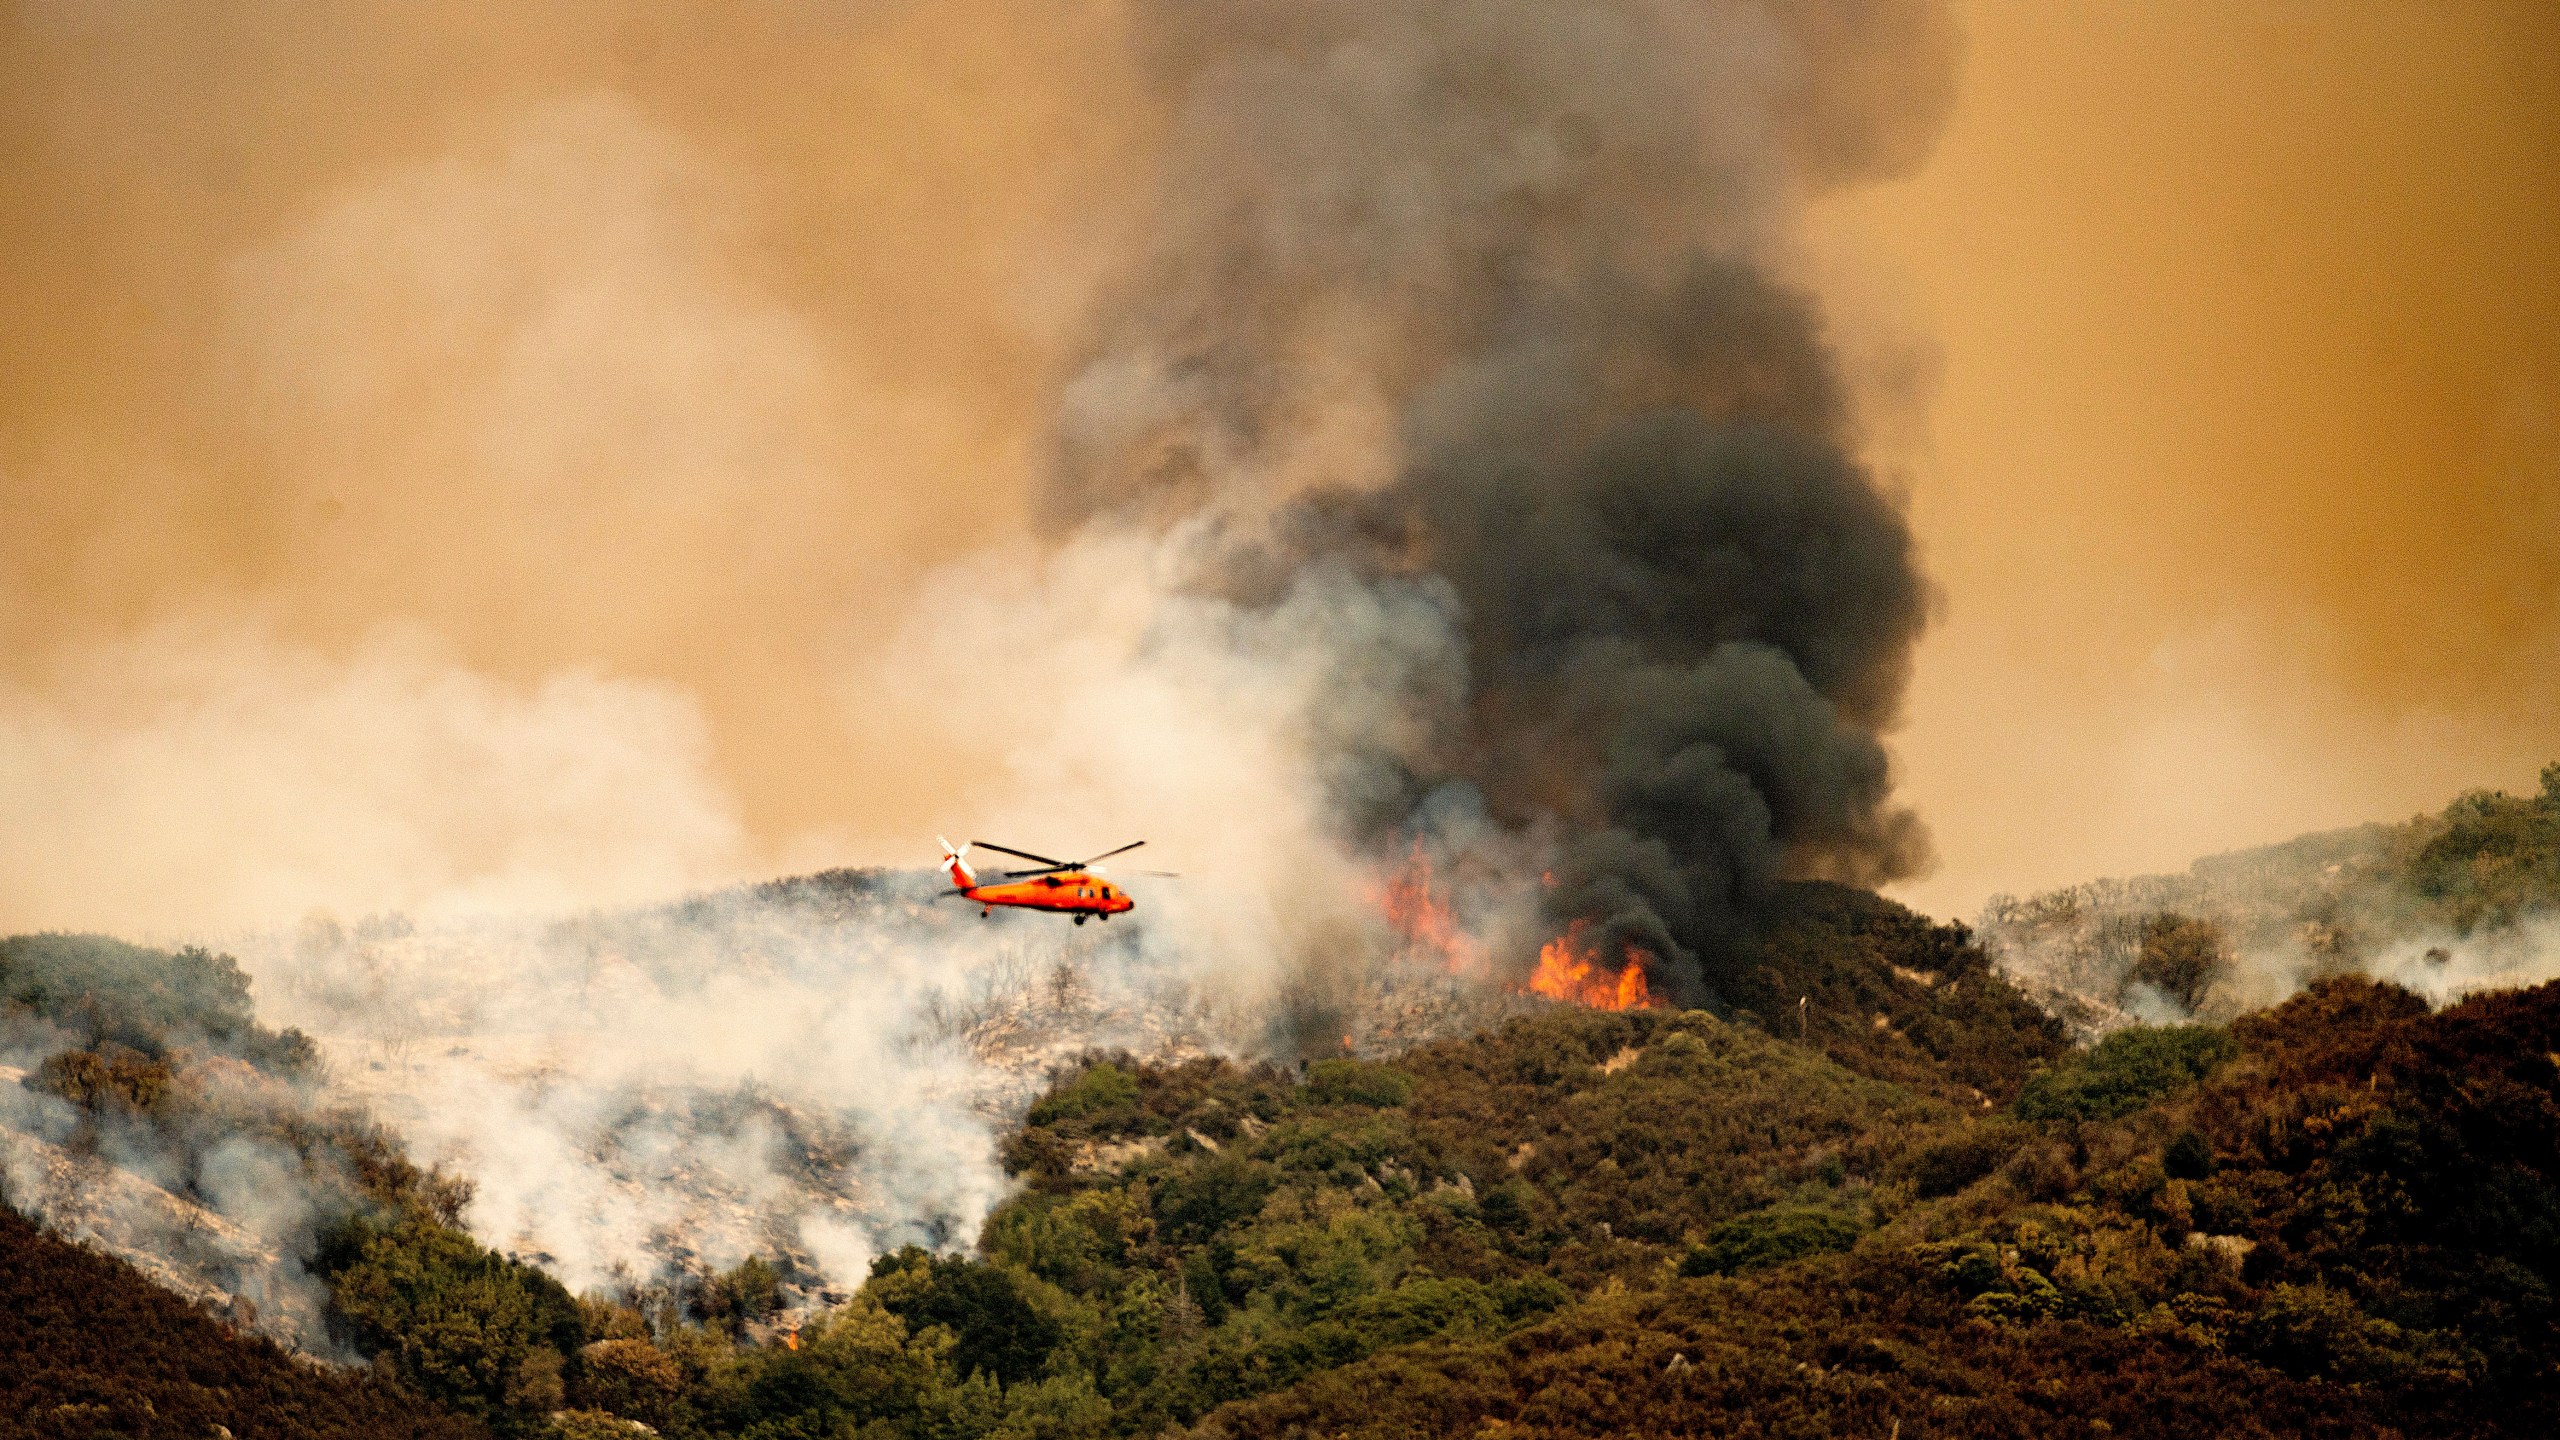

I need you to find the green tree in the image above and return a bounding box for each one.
[2132,913,2227,1012]
[322,1206,585,1432]
[868,1249,1064,1387]
[2015,1024,2238,1122]
[1679,1207,1862,1276]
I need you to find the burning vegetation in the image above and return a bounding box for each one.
[1524,921,1659,1012]
[1371,843,1484,978]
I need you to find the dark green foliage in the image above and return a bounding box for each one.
[2164,1127,2215,1179]
[1731,882,2070,1105]
[0,932,314,1070]
[2015,1023,2239,1121]
[571,1338,682,1426]
[1388,1007,1950,1255]
[317,1204,585,1432]
[667,1296,968,1439]
[1907,1121,2026,1196]
[691,1256,784,1333]
[938,1005,1969,1435]
[1678,1206,1862,1276]
[867,1248,1063,1387]
[2132,912,2229,1010]
[1301,1059,1415,1108]
[1475,1178,1536,1233]
[1153,1153,1277,1247]
[1183,1259,2397,1440]
[2407,778,2560,930]
[1027,1062,1140,1128]
[0,1201,486,1439]
[2188,978,2560,1388]
[1155,978,2560,1439]
[24,961,2559,1440]
[23,884,2560,1440]
[1002,1053,1298,1177]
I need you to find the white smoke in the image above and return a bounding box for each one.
[0,617,750,936]
[123,521,1505,1304]
[2237,914,2560,1014]
[1977,836,2560,1038]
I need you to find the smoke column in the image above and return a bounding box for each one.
[1028,0,1956,1002]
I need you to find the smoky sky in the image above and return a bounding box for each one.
[9,2,2548,942]
[1049,0,1955,1000]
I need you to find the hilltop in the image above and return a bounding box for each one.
[1980,764,2560,1034]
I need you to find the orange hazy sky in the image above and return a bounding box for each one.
[2,1,2554,930]
[1816,0,2560,915]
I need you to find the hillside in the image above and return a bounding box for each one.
[8,854,2559,1437]
[0,1203,484,1440]
[422,966,2552,1439]
[1178,978,2560,1438]
[0,931,471,1348]
[1981,764,2560,1034]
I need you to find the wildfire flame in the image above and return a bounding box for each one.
[1373,841,1483,975]
[1525,919,1657,1011]
[1371,845,1654,1010]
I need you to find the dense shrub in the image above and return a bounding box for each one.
[2407,773,2560,930]
[318,1205,586,1431]
[1734,882,2070,1104]
[0,1202,486,1439]
[2131,913,2229,1011]
[2015,1024,2238,1121]
[867,1249,1064,1387]
[1679,1206,1862,1276]
[1907,1122,2026,1196]
[20,886,2560,1440]
[1027,1062,1139,1127]
[35,1045,174,1114]
[1301,1059,1415,1108]
[573,1338,682,1426]
[0,932,316,1071]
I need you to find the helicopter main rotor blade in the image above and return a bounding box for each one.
[1002,866,1073,878]
[972,841,1071,868]
[1076,840,1147,867]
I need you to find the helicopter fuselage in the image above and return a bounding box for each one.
[957,869,1135,919]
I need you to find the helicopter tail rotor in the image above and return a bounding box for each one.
[937,836,977,891]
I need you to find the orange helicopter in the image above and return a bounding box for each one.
[937,837,1177,924]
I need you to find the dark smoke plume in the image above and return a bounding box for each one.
[1051,0,1955,1004]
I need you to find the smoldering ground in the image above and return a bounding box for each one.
[226,874,1222,1300]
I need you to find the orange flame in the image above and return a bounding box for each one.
[1372,842,1482,975]
[1524,920,1657,1011]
